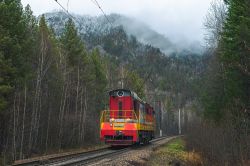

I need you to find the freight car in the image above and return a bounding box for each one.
[100,89,155,145]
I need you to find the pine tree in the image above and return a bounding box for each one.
[60,18,86,66]
[91,48,107,108]
[0,53,13,111]
[201,0,250,121]
[125,70,145,98]
[0,0,24,111]
[220,0,250,115]
[0,0,41,161]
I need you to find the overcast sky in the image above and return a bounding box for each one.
[21,0,213,43]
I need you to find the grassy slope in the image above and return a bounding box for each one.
[147,137,202,166]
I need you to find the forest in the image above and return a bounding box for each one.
[0,0,249,165]
[186,0,249,165]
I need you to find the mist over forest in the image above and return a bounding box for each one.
[44,11,204,56]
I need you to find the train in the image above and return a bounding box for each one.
[100,89,156,145]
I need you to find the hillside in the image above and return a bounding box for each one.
[43,11,202,56]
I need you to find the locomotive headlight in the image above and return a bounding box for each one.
[110,118,114,126]
[117,91,124,97]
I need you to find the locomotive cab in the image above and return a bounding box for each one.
[100,89,155,145]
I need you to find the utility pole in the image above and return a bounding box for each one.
[159,101,162,137]
[178,108,181,135]
[182,108,185,133]
[161,103,164,136]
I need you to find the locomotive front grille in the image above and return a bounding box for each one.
[104,135,133,140]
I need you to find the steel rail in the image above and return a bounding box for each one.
[48,136,176,166]
[58,136,177,166]
[13,147,111,166]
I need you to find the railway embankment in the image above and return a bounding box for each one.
[146,137,202,166]
[91,136,180,166]
[13,136,193,166]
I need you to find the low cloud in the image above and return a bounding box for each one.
[21,0,213,43]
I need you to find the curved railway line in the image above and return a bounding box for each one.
[13,136,179,166]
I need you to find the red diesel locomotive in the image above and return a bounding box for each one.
[100,89,155,145]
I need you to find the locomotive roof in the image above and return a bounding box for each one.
[109,89,145,103]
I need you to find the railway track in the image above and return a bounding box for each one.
[13,136,178,166]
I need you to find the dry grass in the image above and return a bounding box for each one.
[146,137,203,166]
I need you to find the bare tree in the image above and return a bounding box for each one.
[204,0,227,50]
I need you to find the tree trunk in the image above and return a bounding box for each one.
[45,102,51,154]
[75,65,80,144]
[59,82,68,150]
[20,84,27,159]
[12,93,17,161]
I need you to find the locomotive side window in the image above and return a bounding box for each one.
[139,103,145,123]
[134,100,139,118]
[133,100,137,111]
